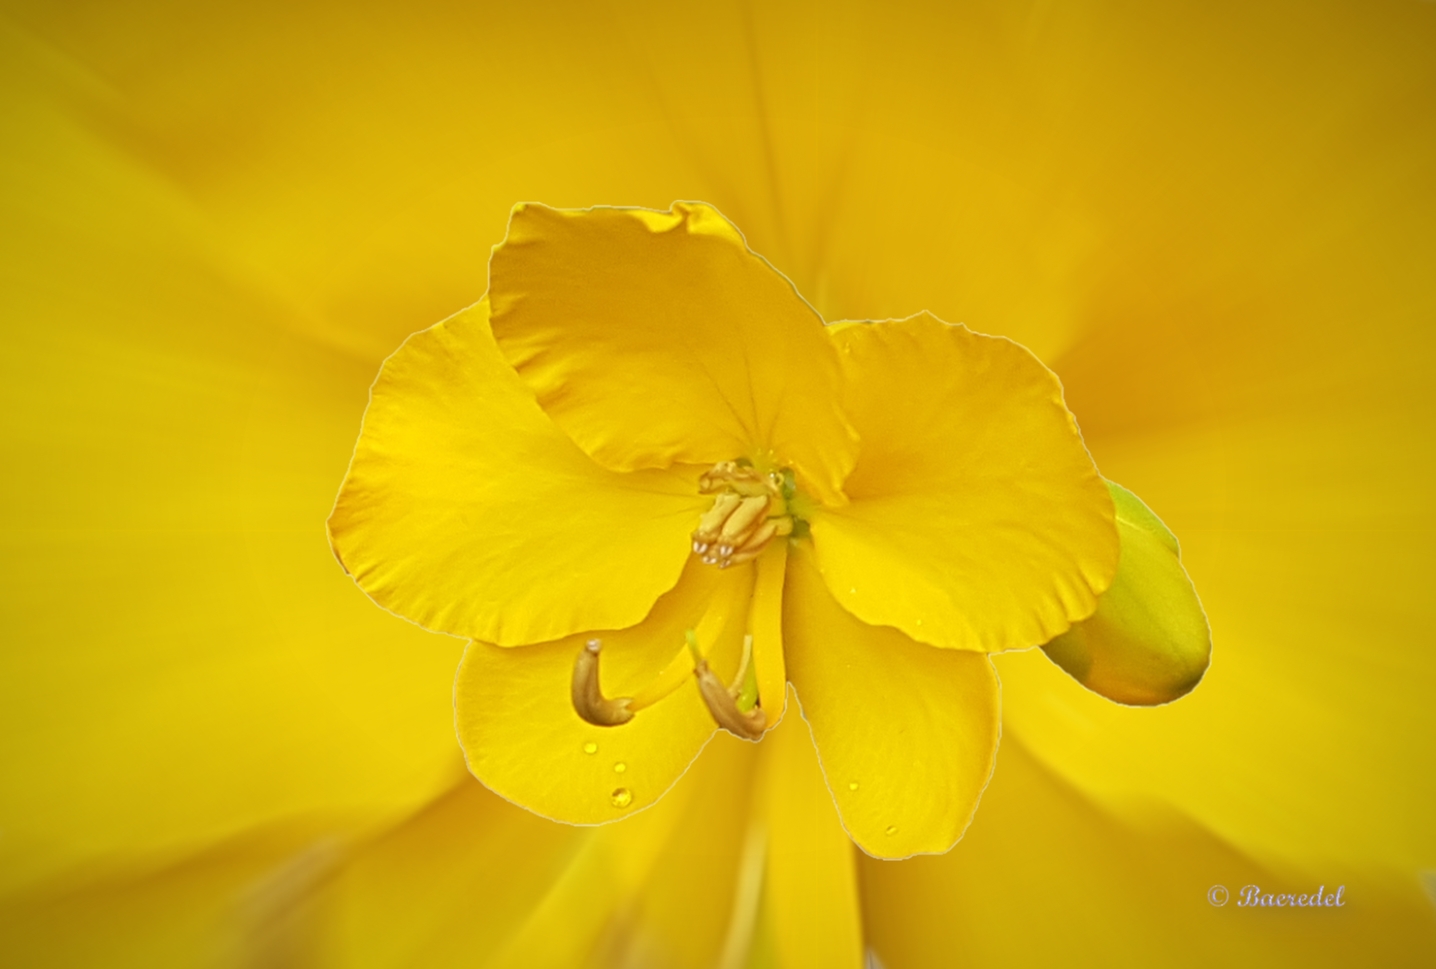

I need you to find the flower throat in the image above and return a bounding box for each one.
[569,459,804,741]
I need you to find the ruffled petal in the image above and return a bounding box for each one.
[329,298,707,645]
[488,202,857,503]
[1043,481,1211,705]
[784,545,1001,859]
[454,558,752,824]
[810,313,1118,651]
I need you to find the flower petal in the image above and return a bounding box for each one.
[1043,481,1211,705]
[487,735,758,968]
[0,823,337,968]
[757,691,866,969]
[0,28,465,892]
[784,544,1001,858]
[328,298,707,645]
[810,313,1118,651]
[487,202,857,503]
[860,735,1436,968]
[454,558,752,824]
[314,778,588,969]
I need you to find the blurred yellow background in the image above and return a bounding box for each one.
[1,0,1433,965]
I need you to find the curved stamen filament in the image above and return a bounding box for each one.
[730,633,758,713]
[683,544,786,739]
[694,654,765,741]
[747,540,788,725]
[627,591,735,711]
[570,639,634,726]
[570,568,748,726]
[688,630,764,739]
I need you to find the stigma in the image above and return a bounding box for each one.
[691,460,796,569]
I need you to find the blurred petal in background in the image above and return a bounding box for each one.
[1,0,1433,966]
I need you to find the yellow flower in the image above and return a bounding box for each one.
[3,1,1435,966]
[327,200,1207,858]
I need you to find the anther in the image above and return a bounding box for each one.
[716,496,770,545]
[693,657,766,741]
[692,459,801,570]
[571,639,634,727]
[695,493,743,539]
[698,461,772,496]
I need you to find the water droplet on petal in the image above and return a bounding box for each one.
[583,742,598,755]
[885,825,899,836]
[848,781,859,791]
[613,762,627,774]
[611,787,633,808]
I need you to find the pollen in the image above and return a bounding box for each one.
[692,460,796,569]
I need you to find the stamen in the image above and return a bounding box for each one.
[694,656,766,741]
[692,459,800,570]
[747,541,788,724]
[570,639,634,726]
[571,546,765,733]
[698,461,773,497]
[716,495,771,544]
[731,633,758,712]
[724,518,791,567]
[685,630,763,739]
[696,492,743,539]
[625,573,746,712]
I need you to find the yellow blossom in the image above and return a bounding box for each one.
[2,1,1435,966]
[328,200,1207,858]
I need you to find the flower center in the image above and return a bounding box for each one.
[691,460,797,569]
[570,459,801,740]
